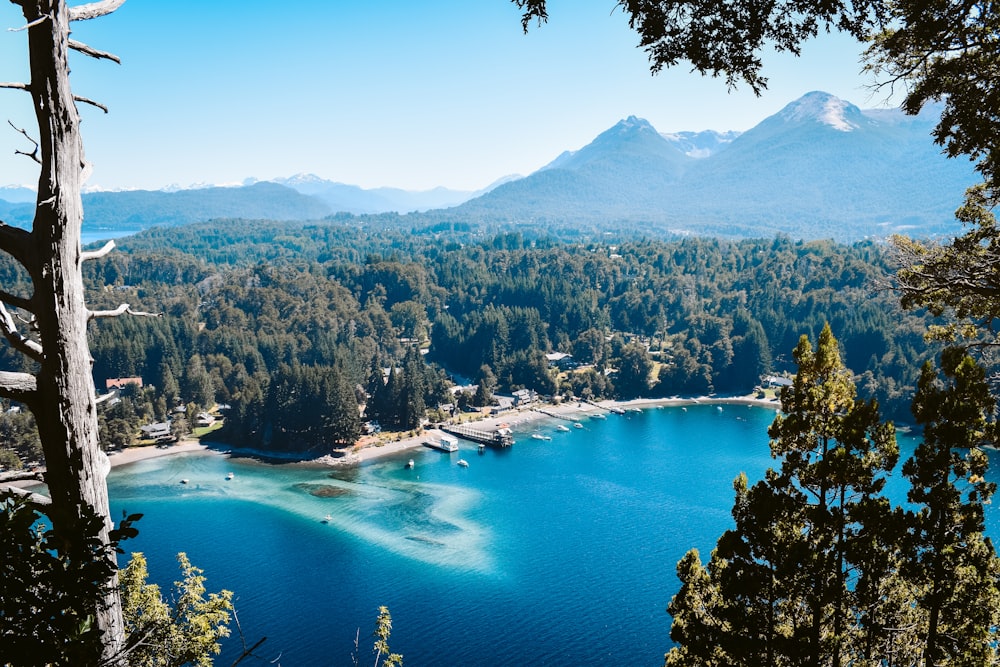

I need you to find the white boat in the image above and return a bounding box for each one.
[556,424,571,432]
[405,459,415,469]
[573,422,584,429]
[321,514,332,524]
[592,413,607,419]
[457,459,469,467]
[226,472,234,480]
[628,407,642,413]
[179,479,189,484]
[531,432,552,441]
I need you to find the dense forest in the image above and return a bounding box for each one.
[0,218,939,467]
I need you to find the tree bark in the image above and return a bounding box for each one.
[18,0,125,662]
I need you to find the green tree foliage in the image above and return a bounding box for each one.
[0,492,126,666]
[904,349,1000,664]
[666,332,1000,665]
[667,325,903,666]
[119,552,233,667]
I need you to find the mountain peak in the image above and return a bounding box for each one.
[777,91,862,132]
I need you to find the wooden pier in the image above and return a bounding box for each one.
[582,399,624,415]
[442,424,514,448]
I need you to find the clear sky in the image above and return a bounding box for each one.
[0,0,893,192]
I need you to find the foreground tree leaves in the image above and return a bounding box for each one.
[665,329,1000,666]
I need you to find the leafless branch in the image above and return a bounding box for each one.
[0,483,51,507]
[74,95,108,113]
[7,15,48,32]
[0,302,43,362]
[88,304,162,320]
[94,392,116,405]
[0,82,29,91]
[0,289,33,313]
[229,609,269,667]
[0,220,33,268]
[68,39,121,64]
[81,240,115,262]
[69,0,127,22]
[0,369,37,403]
[7,120,40,164]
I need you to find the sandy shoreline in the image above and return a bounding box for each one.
[1,394,781,487]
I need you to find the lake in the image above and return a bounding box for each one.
[107,404,959,666]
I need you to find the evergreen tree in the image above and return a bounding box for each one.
[666,324,899,666]
[904,349,1000,664]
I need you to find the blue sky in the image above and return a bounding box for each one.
[0,0,892,192]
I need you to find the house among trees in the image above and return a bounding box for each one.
[512,388,538,406]
[140,422,172,441]
[545,352,578,371]
[194,412,215,428]
[763,375,793,388]
[106,376,143,390]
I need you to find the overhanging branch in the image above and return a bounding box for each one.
[69,0,127,21]
[0,289,33,313]
[0,302,43,362]
[74,95,108,113]
[0,220,33,268]
[81,239,114,262]
[68,39,121,64]
[0,82,29,91]
[88,304,162,320]
[0,370,37,403]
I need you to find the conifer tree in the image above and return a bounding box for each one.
[904,349,1000,664]
[666,324,899,666]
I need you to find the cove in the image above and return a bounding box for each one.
[108,404,960,666]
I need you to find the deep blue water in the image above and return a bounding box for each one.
[107,404,984,666]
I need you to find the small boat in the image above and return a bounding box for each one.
[573,422,584,429]
[321,514,332,524]
[226,472,234,480]
[716,406,723,412]
[531,432,552,441]
[592,413,607,420]
[457,459,469,467]
[179,479,189,484]
[628,407,642,413]
[478,443,486,453]
[556,424,571,432]
[405,459,415,469]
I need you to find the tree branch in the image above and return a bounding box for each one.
[0,302,43,362]
[68,39,121,64]
[69,0,127,21]
[7,14,50,32]
[81,239,115,262]
[0,483,52,507]
[74,95,108,113]
[0,82,29,91]
[0,370,37,403]
[0,219,33,268]
[0,289,34,313]
[7,120,40,165]
[88,304,162,320]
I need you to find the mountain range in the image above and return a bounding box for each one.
[0,92,980,241]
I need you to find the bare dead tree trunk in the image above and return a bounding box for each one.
[1,1,128,663]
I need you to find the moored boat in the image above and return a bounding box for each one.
[457,459,469,467]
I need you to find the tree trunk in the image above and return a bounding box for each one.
[20,1,125,662]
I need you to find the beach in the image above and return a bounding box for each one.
[1,393,782,487]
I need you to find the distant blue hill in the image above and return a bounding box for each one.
[0,92,979,241]
[453,91,978,240]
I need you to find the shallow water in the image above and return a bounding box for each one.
[107,404,974,666]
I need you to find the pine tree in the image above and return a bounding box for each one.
[904,349,1000,664]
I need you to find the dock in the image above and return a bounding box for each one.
[582,399,625,415]
[536,408,580,423]
[442,424,514,448]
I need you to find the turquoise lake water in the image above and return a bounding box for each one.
[107,404,975,666]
